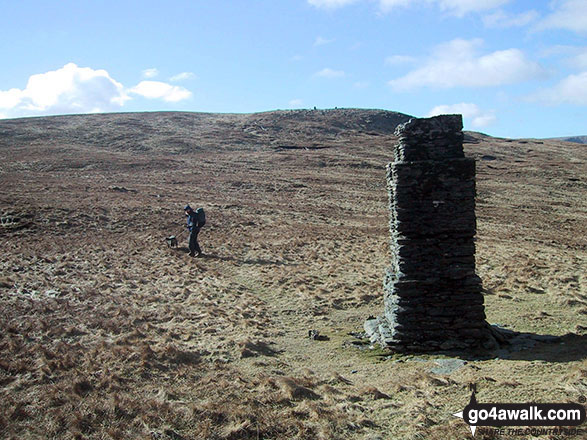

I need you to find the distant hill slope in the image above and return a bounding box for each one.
[0,106,585,440]
[0,109,413,154]
[545,136,587,144]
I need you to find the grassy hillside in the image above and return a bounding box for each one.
[0,110,585,439]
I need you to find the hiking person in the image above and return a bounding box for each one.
[184,204,205,257]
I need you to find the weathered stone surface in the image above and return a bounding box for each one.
[430,358,468,375]
[369,114,496,352]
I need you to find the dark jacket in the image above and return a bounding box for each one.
[186,211,200,231]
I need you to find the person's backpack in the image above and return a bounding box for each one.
[195,207,206,227]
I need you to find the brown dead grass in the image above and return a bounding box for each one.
[0,111,585,439]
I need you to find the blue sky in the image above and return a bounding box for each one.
[0,0,585,138]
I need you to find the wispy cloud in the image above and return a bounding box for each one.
[388,38,546,91]
[529,71,587,105]
[539,45,587,70]
[534,0,587,35]
[427,102,496,128]
[435,0,510,17]
[169,72,196,82]
[314,36,335,46]
[142,68,159,79]
[378,0,415,13]
[288,99,304,107]
[307,0,359,9]
[570,49,587,70]
[314,68,346,78]
[385,55,417,65]
[310,0,511,16]
[483,9,539,28]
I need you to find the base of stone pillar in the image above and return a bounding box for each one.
[364,316,500,353]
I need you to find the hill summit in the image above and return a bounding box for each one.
[0,108,413,154]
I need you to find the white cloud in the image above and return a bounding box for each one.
[288,99,304,107]
[310,0,510,15]
[530,71,587,105]
[314,36,334,46]
[379,0,413,12]
[428,102,496,128]
[307,0,359,8]
[388,38,546,91]
[571,49,587,70]
[169,72,196,82]
[353,81,370,88]
[385,55,417,65]
[142,68,159,78]
[471,113,497,128]
[0,63,193,118]
[483,9,539,28]
[309,0,408,12]
[436,0,510,17]
[535,0,587,34]
[538,44,576,58]
[540,45,587,70]
[314,68,346,78]
[0,88,23,109]
[0,63,128,117]
[129,81,192,102]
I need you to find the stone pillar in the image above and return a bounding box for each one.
[366,115,496,352]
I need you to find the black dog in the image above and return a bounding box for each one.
[166,236,178,248]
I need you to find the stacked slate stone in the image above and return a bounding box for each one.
[365,115,497,352]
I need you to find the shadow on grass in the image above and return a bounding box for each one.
[240,340,283,358]
[357,327,587,364]
[496,332,587,363]
[441,330,587,363]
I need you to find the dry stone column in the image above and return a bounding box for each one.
[366,115,497,352]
